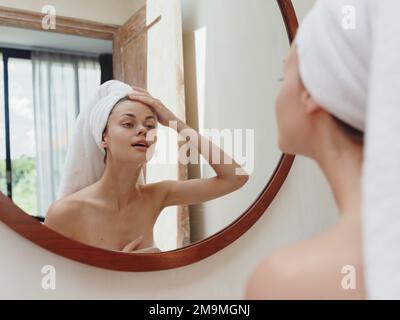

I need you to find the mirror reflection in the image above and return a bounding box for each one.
[0,0,288,253]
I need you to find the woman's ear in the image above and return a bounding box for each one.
[301,90,321,114]
[101,132,108,148]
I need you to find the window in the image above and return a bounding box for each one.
[0,48,101,219]
[0,53,6,195]
[8,57,37,215]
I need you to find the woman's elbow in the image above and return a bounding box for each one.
[233,173,249,189]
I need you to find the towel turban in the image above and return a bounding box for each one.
[295,0,370,132]
[57,80,145,199]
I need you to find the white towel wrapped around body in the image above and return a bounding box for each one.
[57,80,144,199]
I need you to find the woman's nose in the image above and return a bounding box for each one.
[136,124,147,136]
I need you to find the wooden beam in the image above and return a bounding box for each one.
[0,5,119,40]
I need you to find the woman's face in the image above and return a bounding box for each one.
[103,99,158,164]
[275,43,319,156]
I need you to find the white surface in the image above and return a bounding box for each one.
[296,0,368,132]
[146,0,184,251]
[361,0,400,300]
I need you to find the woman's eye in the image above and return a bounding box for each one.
[122,123,133,128]
[147,125,156,129]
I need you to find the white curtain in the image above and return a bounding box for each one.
[32,51,101,217]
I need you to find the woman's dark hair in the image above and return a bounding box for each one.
[102,96,132,164]
[331,115,364,145]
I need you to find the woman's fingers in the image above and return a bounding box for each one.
[132,247,162,253]
[131,85,152,96]
[121,235,144,252]
[127,93,151,102]
[127,95,159,112]
[128,94,161,108]
[128,93,154,100]
[121,236,162,254]
[128,93,149,99]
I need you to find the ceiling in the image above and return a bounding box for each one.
[0,25,112,56]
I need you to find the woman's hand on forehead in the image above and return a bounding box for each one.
[127,86,179,128]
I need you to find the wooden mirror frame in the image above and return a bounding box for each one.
[0,0,298,271]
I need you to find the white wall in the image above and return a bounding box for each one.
[182,0,292,241]
[0,0,144,25]
[0,0,341,300]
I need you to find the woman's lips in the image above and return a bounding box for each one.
[132,145,148,151]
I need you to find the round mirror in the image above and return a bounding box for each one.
[0,0,297,270]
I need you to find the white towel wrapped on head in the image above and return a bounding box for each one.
[57,80,145,199]
[295,0,369,132]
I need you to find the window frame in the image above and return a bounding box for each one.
[1,48,33,200]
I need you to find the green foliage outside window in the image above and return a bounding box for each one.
[0,156,37,216]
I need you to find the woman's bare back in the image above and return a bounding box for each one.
[44,182,166,252]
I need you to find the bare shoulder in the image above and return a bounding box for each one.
[44,194,85,239]
[245,220,365,299]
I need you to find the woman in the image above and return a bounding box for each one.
[247,0,400,298]
[245,0,374,299]
[246,44,365,299]
[45,83,249,253]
